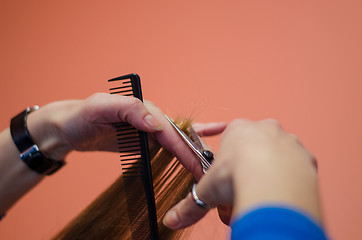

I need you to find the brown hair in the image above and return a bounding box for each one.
[53,120,194,240]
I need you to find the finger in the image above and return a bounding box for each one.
[144,101,204,179]
[83,93,163,133]
[262,118,282,127]
[163,192,210,229]
[217,205,233,225]
[163,164,233,229]
[192,122,227,137]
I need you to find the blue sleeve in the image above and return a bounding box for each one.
[231,206,328,240]
[0,213,5,221]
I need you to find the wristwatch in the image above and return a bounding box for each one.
[10,106,65,175]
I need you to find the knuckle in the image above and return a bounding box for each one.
[289,133,302,143]
[87,92,108,102]
[118,97,145,122]
[307,152,318,170]
[223,119,251,139]
[263,118,282,127]
[231,118,249,125]
[83,93,110,113]
[124,96,141,105]
[260,119,284,134]
[307,151,317,163]
[227,118,250,129]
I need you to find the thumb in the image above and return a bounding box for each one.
[162,186,211,229]
[163,164,233,229]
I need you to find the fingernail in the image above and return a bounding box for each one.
[163,210,180,229]
[144,114,163,131]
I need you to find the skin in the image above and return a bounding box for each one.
[163,119,322,230]
[1,93,322,235]
[0,93,226,214]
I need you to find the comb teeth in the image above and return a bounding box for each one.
[114,123,145,176]
[109,79,133,96]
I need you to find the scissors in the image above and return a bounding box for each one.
[164,115,214,173]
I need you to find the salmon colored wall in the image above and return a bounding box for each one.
[1,1,361,239]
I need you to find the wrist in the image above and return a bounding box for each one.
[26,104,72,161]
[232,156,321,223]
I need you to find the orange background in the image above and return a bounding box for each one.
[1,1,361,239]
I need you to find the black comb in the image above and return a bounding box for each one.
[108,73,159,240]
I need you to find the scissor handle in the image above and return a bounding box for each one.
[202,150,214,164]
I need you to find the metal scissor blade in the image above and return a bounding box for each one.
[164,115,212,172]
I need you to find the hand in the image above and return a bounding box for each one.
[1,93,226,214]
[27,93,226,179]
[27,93,163,158]
[163,119,321,229]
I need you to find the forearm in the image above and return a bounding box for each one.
[0,128,43,213]
[0,104,72,214]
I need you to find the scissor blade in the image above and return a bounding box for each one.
[164,115,212,172]
[164,115,204,158]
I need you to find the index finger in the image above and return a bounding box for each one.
[144,101,204,180]
[192,122,227,137]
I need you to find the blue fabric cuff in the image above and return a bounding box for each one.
[231,206,328,240]
[0,213,5,221]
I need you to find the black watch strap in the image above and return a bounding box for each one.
[10,107,65,175]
